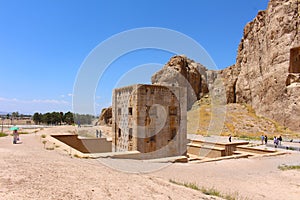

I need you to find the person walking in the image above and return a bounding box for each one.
[261,134,265,145]
[278,135,282,146]
[12,130,18,144]
[274,136,278,148]
[228,134,232,142]
[264,135,268,145]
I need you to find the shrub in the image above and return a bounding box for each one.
[169,179,238,200]
[18,131,29,135]
[278,164,300,171]
[0,132,8,137]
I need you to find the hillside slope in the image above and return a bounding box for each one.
[188,97,299,140]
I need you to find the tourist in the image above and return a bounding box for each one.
[278,135,282,146]
[12,130,18,144]
[261,134,265,145]
[265,135,268,145]
[99,129,102,138]
[96,130,99,138]
[274,136,278,148]
[228,134,232,142]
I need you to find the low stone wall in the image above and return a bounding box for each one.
[89,151,187,162]
[187,139,284,162]
[187,140,249,157]
[236,146,276,154]
[266,144,300,151]
[51,135,112,153]
[187,143,225,158]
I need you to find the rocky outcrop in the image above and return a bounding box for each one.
[151,0,300,131]
[151,55,214,109]
[98,107,112,126]
[219,64,240,103]
[99,0,300,131]
[222,0,300,131]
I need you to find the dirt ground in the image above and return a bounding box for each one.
[0,126,299,200]
[153,153,300,199]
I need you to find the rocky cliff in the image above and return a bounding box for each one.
[152,0,300,131]
[151,55,213,109]
[98,107,112,126]
[100,0,300,131]
[220,0,300,131]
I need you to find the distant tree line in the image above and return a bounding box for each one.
[32,111,95,125]
[0,112,32,120]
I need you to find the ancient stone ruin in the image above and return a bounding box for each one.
[112,84,187,158]
[289,46,300,74]
[286,46,300,86]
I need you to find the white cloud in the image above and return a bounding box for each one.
[0,97,69,105]
[32,99,69,104]
[60,93,73,98]
[0,97,71,114]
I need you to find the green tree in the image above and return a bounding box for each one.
[51,112,61,125]
[32,112,42,125]
[12,112,19,119]
[64,112,74,125]
[59,112,64,125]
[42,112,52,125]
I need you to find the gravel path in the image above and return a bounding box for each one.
[0,130,220,200]
[1,126,299,200]
[153,151,300,200]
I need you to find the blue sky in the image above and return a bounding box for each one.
[0,0,269,115]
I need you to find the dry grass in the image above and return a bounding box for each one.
[18,131,29,135]
[169,179,240,200]
[0,132,8,137]
[278,164,300,171]
[42,140,47,148]
[187,100,299,139]
[225,122,235,133]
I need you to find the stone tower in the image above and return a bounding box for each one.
[112,84,187,158]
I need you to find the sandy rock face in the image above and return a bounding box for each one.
[151,55,212,109]
[219,64,240,104]
[98,107,112,126]
[221,0,300,131]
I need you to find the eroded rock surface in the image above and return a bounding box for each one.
[98,107,112,126]
[151,55,214,109]
[100,0,300,131]
[226,0,300,131]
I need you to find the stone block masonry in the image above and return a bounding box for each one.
[112,84,187,159]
